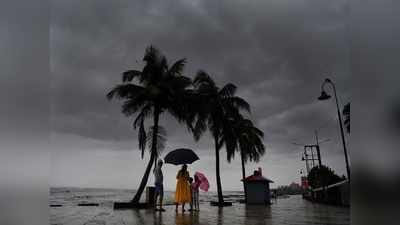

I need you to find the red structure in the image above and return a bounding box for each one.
[242,168,273,205]
[301,176,309,189]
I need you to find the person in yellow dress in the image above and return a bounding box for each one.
[175,164,191,212]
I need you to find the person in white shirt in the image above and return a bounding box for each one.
[153,159,165,211]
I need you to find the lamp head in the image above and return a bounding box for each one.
[318,91,331,101]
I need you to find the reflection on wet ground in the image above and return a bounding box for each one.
[51,195,349,225]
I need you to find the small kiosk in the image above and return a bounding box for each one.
[243,168,274,205]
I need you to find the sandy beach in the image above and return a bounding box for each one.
[50,188,349,225]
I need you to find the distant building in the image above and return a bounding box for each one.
[242,168,274,205]
[289,182,301,189]
[301,176,309,189]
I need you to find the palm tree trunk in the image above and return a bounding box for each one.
[240,149,247,203]
[131,107,160,203]
[214,136,224,204]
[131,150,156,203]
[151,107,160,162]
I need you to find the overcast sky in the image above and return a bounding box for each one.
[49,0,351,191]
[5,1,400,225]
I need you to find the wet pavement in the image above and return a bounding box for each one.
[51,195,350,225]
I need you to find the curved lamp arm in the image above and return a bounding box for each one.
[318,78,350,181]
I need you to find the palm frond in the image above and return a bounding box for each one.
[106,84,145,100]
[122,70,142,83]
[143,45,160,64]
[193,70,216,88]
[241,118,253,126]
[221,117,238,162]
[239,136,265,163]
[241,119,264,137]
[229,96,251,113]
[219,83,237,98]
[139,119,147,159]
[168,59,186,76]
[232,116,266,163]
[173,75,192,89]
[121,95,148,116]
[160,56,168,71]
[343,102,350,133]
[133,104,153,128]
[141,46,167,85]
[251,126,264,138]
[193,114,208,141]
[343,103,350,115]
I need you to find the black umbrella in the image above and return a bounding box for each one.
[164,148,199,165]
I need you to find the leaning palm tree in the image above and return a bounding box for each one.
[227,114,265,203]
[343,102,350,133]
[191,71,250,206]
[107,46,193,204]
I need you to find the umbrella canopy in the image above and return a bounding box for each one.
[164,148,199,165]
[194,172,210,192]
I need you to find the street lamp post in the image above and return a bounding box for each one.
[318,78,350,182]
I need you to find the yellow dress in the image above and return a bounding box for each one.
[175,171,191,204]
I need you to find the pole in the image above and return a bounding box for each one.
[315,145,322,167]
[314,130,322,167]
[329,81,351,181]
[309,146,315,168]
[304,147,310,174]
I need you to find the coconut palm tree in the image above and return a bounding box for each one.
[227,115,265,203]
[191,71,250,206]
[343,102,350,133]
[107,46,193,204]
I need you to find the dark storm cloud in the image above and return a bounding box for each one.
[52,0,349,138]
